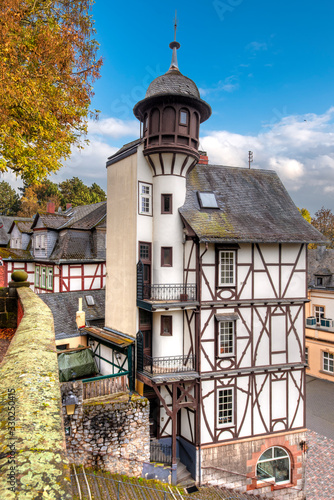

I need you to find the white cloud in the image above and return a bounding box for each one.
[87,117,139,139]
[201,107,334,214]
[199,75,239,96]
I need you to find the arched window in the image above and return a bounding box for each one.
[256,447,290,484]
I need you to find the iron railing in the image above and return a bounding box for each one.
[150,440,172,465]
[143,354,196,375]
[143,283,196,301]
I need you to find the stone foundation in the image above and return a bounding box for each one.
[201,431,306,499]
[61,381,150,477]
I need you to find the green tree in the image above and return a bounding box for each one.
[59,177,106,207]
[0,181,20,215]
[0,0,102,183]
[311,207,334,248]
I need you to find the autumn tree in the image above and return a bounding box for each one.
[311,207,334,248]
[0,181,20,215]
[0,0,102,183]
[298,207,312,223]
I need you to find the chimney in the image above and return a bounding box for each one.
[66,203,72,211]
[76,298,85,329]
[198,151,208,165]
[46,201,55,213]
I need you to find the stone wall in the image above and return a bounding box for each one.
[61,380,150,477]
[201,431,306,499]
[0,287,17,328]
[0,286,72,500]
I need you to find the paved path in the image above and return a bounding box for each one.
[306,376,334,439]
[306,376,334,499]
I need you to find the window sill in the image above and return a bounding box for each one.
[250,481,293,491]
[216,354,235,359]
[320,369,334,377]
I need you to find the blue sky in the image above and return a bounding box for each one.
[4,0,334,215]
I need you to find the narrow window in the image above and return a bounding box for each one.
[316,277,323,286]
[218,250,235,286]
[41,267,46,288]
[36,234,40,249]
[323,352,334,373]
[47,267,53,290]
[41,234,46,249]
[256,447,290,484]
[139,182,152,216]
[219,321,234,356]
[35,266,40,287]
[161,316,172,336]
[161,247,173,267]
[305,347,309,367]
[161,194,172,214]
[180,110,188,125]
[217,388,233,426]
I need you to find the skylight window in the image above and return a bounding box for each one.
[85,295,95,306]
[198,192,219,209]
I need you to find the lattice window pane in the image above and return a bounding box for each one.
[218,388,233,425]
[219,321,234,355]
[219,251,235,285]
[323,352,334,373]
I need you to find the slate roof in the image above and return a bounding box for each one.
[40,289,105,339]
[145,69,201,99]
[50,231,94,260]
[179,164,327,244]
[31,202,106,231]
[15,221,33,234]
[0,247,34,261]
[308,248,334,287]
[0,216,32,245]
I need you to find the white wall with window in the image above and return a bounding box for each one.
[218,250,235,286]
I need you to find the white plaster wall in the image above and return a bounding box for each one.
[136,146,153,252]
[152,310,183,357]
[152,175,186,286]
[288,370,304,427]
[201,380,215,443]
[159,385,172,437]
[180,408,194,442]
[253,374,270,434]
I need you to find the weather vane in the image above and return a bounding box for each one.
[248,151,253,169]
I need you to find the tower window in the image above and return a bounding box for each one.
[161,247,173,267]
[180,110,188,125]
[161,194,172,214]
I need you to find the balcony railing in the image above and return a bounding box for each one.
[143,283,196,301]
[143,354,196,375]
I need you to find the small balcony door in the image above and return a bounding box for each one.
[139,242,151,299]
[139,309,152,357]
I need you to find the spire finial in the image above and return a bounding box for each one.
[173,10,178,41]
[169,11,180,71]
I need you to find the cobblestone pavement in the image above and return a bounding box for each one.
[306,430,334,500]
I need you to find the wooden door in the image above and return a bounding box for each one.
[139,242,151,299]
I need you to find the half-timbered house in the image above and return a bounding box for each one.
[105,36,326,495]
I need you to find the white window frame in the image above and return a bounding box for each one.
[256,446,290,485]
[218,321,234,356]
[139,182,152,216]
[323,351,334,373]
[218,250,236,286]
[35,234,41,249]
[40,234,46,250]
[314,305,325,325]
[217,388,234,427]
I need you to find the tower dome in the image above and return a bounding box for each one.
[133,35,211,166]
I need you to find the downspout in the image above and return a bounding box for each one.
[197,240,208,485]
